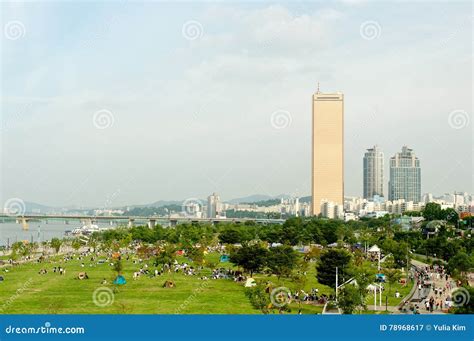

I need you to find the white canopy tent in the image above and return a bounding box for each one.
[368,245,381,253]
[368,245,382,270]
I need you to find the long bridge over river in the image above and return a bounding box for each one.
[0,213,285,228]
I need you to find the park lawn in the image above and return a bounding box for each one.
[365,278,413,307]
[0,255,253,314]
[0,252,329,314]
[252,267,333,301]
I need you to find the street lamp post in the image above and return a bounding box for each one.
[374,287,377,310]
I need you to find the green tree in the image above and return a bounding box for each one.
[230,244,268,277]
[245,284,270,314]
[120,234,133,250]
[447,251,473,283]
[423,202,442,221]
[316,248,352,289]
[266,245,298,279]
[384,268,402,294]
[113,259,123,276]
[304,246,321,262]
[218,229,243,244]
[71,239,82,252]
[187,245,205,266]
[154,245,176,270]
[50,238,62,254]
[352,265,375,311]
[442,208,459,225]
[394,242,411,268]
[338,284,363,314]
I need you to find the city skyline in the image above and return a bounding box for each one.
[2,2,472,208]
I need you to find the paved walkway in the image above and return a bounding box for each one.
[408,259,456,314]
[367,260,457,315]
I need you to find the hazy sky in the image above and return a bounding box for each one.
[1,0,472,208]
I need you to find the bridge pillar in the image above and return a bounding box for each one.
[128,219,135,228]
[148,219,156,229]
[22,218,29,231]
[170,219,177,227]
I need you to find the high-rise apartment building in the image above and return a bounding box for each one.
[363,145,384,199]
[207,192,221,218]
[388,146,421,202]
[312,90,344,215]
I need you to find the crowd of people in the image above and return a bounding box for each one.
[406,264,455,314]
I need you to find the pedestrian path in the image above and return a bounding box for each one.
[408,259,456,314]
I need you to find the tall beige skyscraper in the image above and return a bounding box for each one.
[312,90,344,215]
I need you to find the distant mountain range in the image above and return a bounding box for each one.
[227,194,288,204]
[129,200,183,208]
[17,194,311,214]
[22,201,57,213]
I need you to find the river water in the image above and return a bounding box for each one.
[0,220,117,247]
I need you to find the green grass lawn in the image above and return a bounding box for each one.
[365,275,413,307]
[0,252,329,314]
[0,251,412,314]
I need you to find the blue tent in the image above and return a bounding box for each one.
[220,255,230,262]
[113,275,127,285]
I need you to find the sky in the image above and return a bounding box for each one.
[1,0,472,208]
